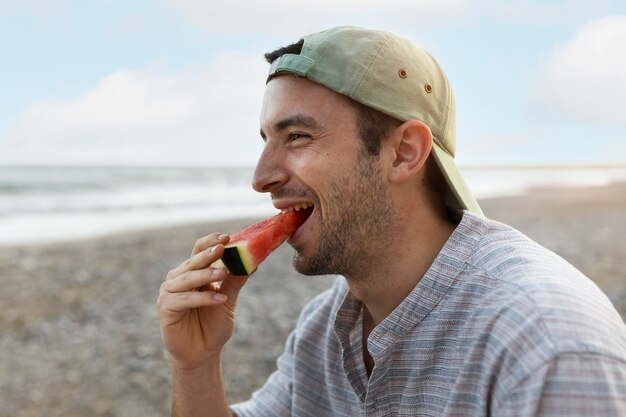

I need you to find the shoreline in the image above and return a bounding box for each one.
[2,179,625,250]
[0,215,268,249]
[0,182,625,416]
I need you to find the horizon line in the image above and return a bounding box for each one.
[1,162,626,169]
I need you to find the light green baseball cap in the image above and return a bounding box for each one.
[267,26,483,216]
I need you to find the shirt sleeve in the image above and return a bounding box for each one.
[229,329,296,417]
[229,283,339,417]
[494,352,626,417]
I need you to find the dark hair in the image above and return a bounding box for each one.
[351,100,401,155]
[264,39,305,64]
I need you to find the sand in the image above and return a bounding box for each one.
[0,183,624,417]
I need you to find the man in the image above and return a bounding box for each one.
[157,26,626,416]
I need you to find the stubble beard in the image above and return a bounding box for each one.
[293,151,395,278]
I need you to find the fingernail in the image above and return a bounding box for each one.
[212,293,226,302]
[218,234,229,242]
[211,268,222,276]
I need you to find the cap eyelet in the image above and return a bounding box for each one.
[398,69,408,78]
[424,84,433,93]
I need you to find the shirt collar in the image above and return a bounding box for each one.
[333,210,480,357]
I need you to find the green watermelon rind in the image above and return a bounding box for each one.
[222,243,254,276]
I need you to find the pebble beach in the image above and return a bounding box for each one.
[1,182,625,416]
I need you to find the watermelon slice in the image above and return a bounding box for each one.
[221,206,312,275]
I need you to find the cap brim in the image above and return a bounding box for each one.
[431,142,483,216]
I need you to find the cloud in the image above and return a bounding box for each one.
[0,0,69,28]
[0,0,63,14]
[163,0,624,35]
[163,0,470,36]
[2,52,269,165]
[531,15,626,126]
[478,0,618,25]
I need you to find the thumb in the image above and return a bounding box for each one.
[220,274,250,308]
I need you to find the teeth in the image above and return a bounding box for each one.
[281,203,313,213]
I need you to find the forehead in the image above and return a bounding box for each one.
[260,75,357,129]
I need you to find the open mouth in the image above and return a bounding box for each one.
[281,202,314,215]
[281,203,314,238]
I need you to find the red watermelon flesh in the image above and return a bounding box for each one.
[221,207,312,275]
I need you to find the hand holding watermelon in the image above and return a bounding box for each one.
[157,209,309,370]
[157,232,250,370]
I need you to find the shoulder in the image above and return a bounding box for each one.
[457,212,613,310]
[450,212,626,382]
[458,211,578,278]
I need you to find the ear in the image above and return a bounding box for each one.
[387,120,432,184]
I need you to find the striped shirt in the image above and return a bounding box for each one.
[231,211,626,416]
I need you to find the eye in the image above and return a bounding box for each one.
[288,132,309,142]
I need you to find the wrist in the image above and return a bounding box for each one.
[169,351,230,417]
[168,351,223,374]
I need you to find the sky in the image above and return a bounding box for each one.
[0,0,625,167]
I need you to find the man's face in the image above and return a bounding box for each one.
[253,75,395,277]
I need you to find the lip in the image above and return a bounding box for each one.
[272,199,315,213]
[280,203,314,214]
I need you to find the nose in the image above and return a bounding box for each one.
[252,145,288,193]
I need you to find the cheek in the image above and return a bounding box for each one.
[291,152,339,186]
[289,140,363,202]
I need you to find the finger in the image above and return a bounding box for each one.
[157,289,227,314]
[191,233,230,256]
[164,267,227,293]
[167,245,225,281]
[218,274,250,308]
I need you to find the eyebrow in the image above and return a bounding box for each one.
[260,114,321,140]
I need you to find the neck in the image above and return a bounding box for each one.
[345,205,457,328]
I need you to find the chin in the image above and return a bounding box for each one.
[292,251,339,277]
[292,253,313,276]
[292,252,318,276]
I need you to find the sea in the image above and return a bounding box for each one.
[1,164,625,246]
